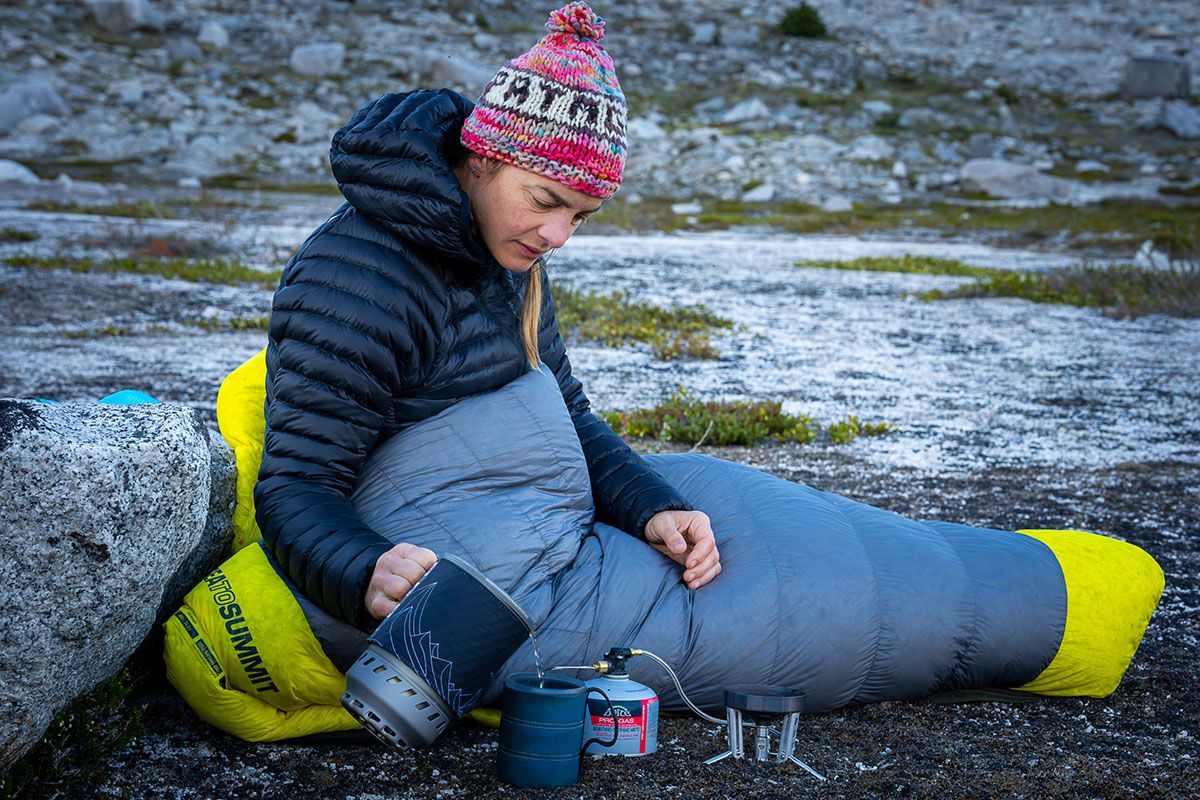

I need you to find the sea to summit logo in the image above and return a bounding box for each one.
[204,568,279,693]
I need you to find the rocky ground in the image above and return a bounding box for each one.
[1,1,1198,798]
[1,0,1198,208]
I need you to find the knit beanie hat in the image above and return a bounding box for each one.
[460,2,627,199]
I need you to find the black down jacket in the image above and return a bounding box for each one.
[254,89,691,630]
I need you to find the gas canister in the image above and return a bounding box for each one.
[583,648,659,756]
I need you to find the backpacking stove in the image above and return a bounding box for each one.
[703,685,825,781]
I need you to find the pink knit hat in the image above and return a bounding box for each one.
[460,2,627,199]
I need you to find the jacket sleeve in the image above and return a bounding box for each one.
[536,270,692,537]
[254,229,441,630]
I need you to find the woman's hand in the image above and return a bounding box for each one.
[365,543,438,620]
[644,510,721,590]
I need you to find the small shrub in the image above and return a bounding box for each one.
[779,2,827,38]
[603,386,817,446]
[551,285,732,361]
[874,112,900,132]
[796,253,995,277]
[0,671,143,800]
[604,388,897,447]
[914,262,1200,318]
[5,254,281,288]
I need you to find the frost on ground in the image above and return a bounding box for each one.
[2,220,1197,477]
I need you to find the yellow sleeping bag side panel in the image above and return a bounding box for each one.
[1014,529,1164,697]
[163,542,360,741]
[216,347,269,553]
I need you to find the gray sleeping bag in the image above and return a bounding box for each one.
[343,368,1067,714]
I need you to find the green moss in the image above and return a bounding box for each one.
[1,228,39,242]
[795,253,996,277]
[914,262,1200,318]
[874,112,900,132]
[603,387,897,447]
[1159,183,1200,197]
[5,255,281,288]
[551,285,732,361]
[204,173,341,195]
[182,315,270,332]
[23,199,178,220]
[0,671,143,800]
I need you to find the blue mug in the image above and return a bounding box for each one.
[497,672,618,788]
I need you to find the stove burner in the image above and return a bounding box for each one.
[703,685,825,781]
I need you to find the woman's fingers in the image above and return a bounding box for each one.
[366,543,438,619]
[686,559,722,590]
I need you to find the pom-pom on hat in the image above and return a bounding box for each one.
[460,2,627,199]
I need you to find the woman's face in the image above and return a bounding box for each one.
[464,159,603,273]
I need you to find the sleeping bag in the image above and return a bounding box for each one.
[164,351,1163,739]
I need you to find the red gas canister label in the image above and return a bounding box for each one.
[586,695,659,755]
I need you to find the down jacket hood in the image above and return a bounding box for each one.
[329,89,496,271]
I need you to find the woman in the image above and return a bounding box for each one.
[256,2,720,633]
[244,2,1158,718]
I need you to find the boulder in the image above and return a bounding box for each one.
[0,401,219,770]
[413,50,493,91]
[1144,100,1200,140]
[1123,56,1190,99]
[843,134,895,162]
[959,158,1070,200]
[196,20,229,51]
[0,78,68,135]
[90,0,165,34]
[290,42,346,77]
[0,160,40,184]
[719,97,772,125]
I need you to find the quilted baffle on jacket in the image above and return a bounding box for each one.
[254,89,691,630]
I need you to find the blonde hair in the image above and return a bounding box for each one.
[521,260,544,371]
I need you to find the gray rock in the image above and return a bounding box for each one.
[0,78,67,134]
[1124,56,1190,99]
[166,36,204,64]
[932,140,964,164]
[15,113,57,136]
[413,50,492,91]
[843,135,895,162]
[90,0,165,34]
[820,194,854,212]
[720,98,771,124]
[0,159,39,184]
[692,96,727,117]
[110,78,146,105]
[742,183,776,203]
[197,20,230,50]
[898,107,953,130]
[626,117,668,144]
[1075,159,1111,174]
[290,42,346,77]
[159,432,235,620]
[959,158,1070,199]
[860,100,894,116]
[0,401,212,770]
[691,21,717,46]
[1145,100,1200,139]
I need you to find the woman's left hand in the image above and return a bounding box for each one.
[644,510,721,590]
